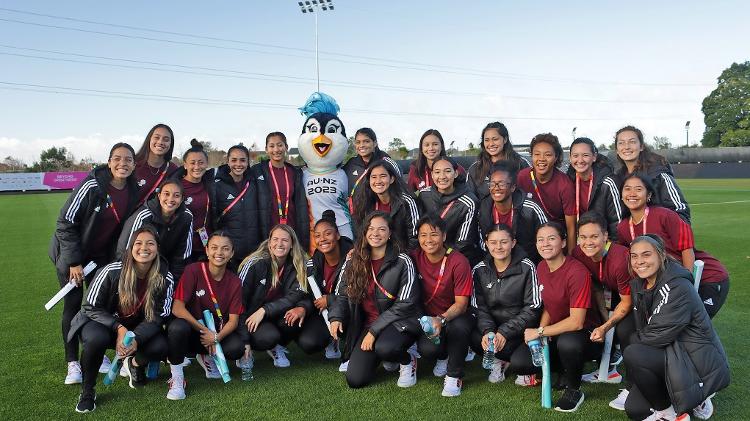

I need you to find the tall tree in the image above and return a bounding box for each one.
[651,136,672,150]
[702,61,750,147]
[33,146,74,171]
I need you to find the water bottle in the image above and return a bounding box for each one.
[419,316,440,344]
[482,332,495,370]
[528,338,545,367]
[239,355,254,381]
[146,361,160,379]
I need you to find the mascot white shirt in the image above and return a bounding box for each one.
[297,93,353,240]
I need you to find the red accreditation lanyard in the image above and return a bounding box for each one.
[106,194,121,224]
[202,191,210,227]
[598,241,611,283]
[276,266,285,286]
[628,207,649,241]
[220,181,250,219]
[440,200,456,219]
[269,162,291,225]
[200,263,224,331]
[424,169,431,188]
[492,205,513,229]
[142,162,169,205]
[425,249,452,305]
[348,168,370,213]
[370,263,395,300]
[530,170,552,217]
[575,172,594,222]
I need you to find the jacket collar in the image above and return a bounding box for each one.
[482,246,528,277]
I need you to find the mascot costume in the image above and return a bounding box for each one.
[297,92,353,240]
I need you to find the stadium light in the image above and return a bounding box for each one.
[572,127,577,141]
[298,0,335,92]
[685,121,690,147]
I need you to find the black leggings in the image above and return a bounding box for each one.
[166,318,244,364]
[698,278,730,319]
[245,313,329,354]
[624,343,670,420]
[346,324,417,389]
[512,330,602,390]
[79,321,168,393]
[469,329,530,373]
[56,260,105,362]
[417,313,473,378]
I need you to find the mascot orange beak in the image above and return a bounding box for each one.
[312,134,332,157]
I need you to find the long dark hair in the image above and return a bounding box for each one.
[345,211,399,303]
[119,225,165,322]
[352,160,407,231]
[355,127,384,158]
[565,137,613,178]
[135,124,175,166]
[415,129,447,174]
[614,125,668,175]
[471,121,524,182]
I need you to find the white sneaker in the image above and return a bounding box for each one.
[643,405,684,421]
[267,345,290,368]
[693,397,714,420]
[119,363,128,377]
[441,376,463,397]
[166,376,186,400]
[383,361,399,372]
[325,340,341,360]
[465,347,476,362]
[98,355,112,374]
[65,361,82,385]
[182,357,192,367]
[581,367,623,383]
[397,354,418,388]
[514,374,539,387]
[488,359,509,383]
[407,342,421,358]
[338,360,349,372]
[195,354,222,379]
[609,388,629,411]
[433,359,448,377]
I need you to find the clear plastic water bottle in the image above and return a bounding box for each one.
[146,361,159,379]
[239,355,254,381]
[528,338,545,367]
[482,332,495,370]
[419,316,440,344]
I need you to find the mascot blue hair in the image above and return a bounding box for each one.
[298,92,353,240]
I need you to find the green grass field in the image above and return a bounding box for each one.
[1,179,747,420]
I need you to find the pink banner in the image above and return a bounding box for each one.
[42,172,89,190]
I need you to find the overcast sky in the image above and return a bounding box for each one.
[1,0,748,164]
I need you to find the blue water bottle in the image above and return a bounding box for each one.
[528,338,545,367]
[419,316,440,344]
[482,332,495,370]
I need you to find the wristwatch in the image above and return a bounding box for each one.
[438,316,447,326]
[537,326,545,337]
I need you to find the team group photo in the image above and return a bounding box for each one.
[1,1,747,420]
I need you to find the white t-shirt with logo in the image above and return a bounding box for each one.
[302,167,353,239]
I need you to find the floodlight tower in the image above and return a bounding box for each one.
[298,0,334,92]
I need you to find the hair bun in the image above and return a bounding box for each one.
[190,139,203,150]
[321,209,337,225]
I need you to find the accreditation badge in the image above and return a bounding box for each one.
[197,226,209,247]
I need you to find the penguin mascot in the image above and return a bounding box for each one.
[297,92,353,240]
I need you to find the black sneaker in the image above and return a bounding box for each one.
[75,392,96,413]
[125,356,146,389]
[554,388,585,412]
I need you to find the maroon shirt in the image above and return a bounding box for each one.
[362,258,384,328]
[118,277,148,330]
[374,200,391,214]
[575,175,593,217]
[572,243,631,295]
[517,168,575,225]
[268,165,296,228]
[492,205,514,228]
[135,161,177,205]
[411,249,472,316]
[89,183,129,259]
[174,262,244,328]
[323,262,337,295]
[616,206,728,283]
[537,256,591,326]
[182,179,210,251]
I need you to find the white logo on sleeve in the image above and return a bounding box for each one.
[258,175,264,181]
[227,194,235,200]
[186,196,193,205]
[352,170,358,176]
[196,289,206,297]
[260,278,266,285]
[704,298,714,306]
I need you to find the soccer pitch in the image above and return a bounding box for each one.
[0,179,747,420]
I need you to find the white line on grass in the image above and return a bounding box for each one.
[691,200,750,206]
